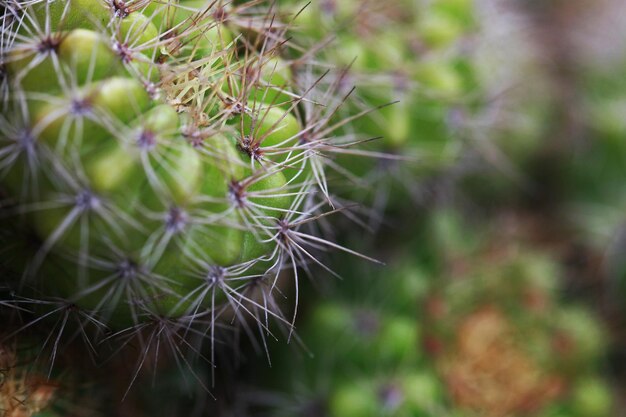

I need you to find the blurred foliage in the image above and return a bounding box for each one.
[244,211,612,417]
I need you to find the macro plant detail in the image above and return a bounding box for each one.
[278,0,480,206]
[0,0,377,389]
[0,0,622,416]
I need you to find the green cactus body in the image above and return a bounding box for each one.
[271,0,485,210]
[0,0,367,355]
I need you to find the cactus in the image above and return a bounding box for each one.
[271,0,481,209]
[277,0,557,215]
[0,1,619,415]
[0,0,380,390]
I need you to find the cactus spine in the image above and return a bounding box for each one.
[0,0,376,386]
